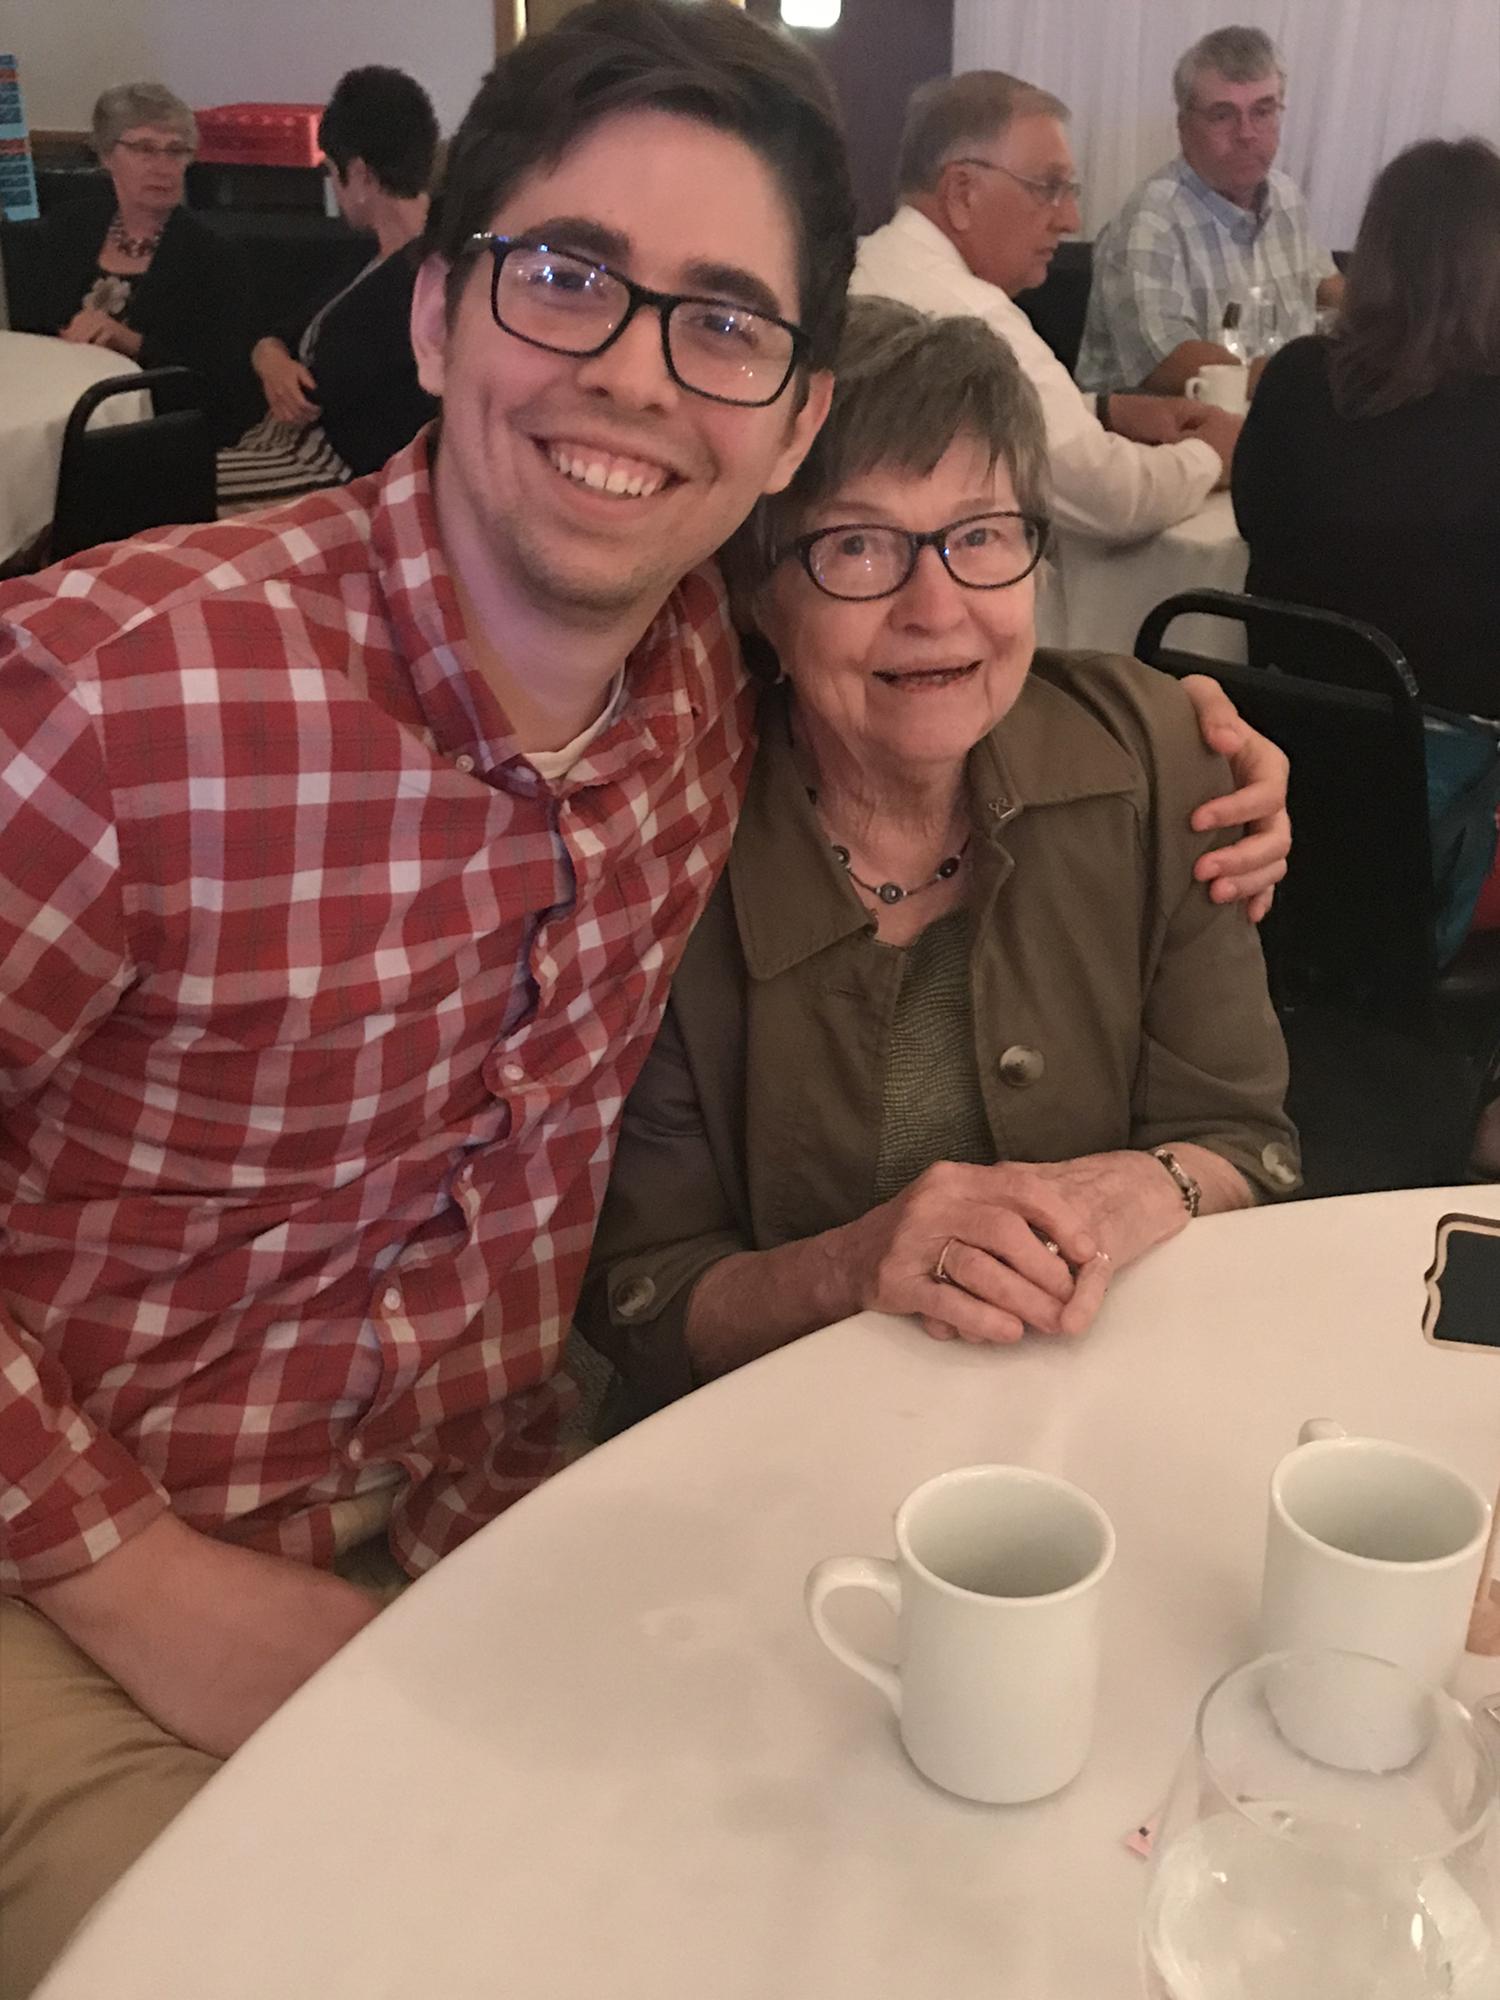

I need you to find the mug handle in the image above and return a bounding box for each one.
[1299,1418,1346,1445]
[805,1556,902,1714]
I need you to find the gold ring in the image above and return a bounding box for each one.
[933,1236,959,1285]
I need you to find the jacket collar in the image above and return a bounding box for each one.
[730,659,1140,980]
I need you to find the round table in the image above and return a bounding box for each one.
[1039,492,1250,661]
[0,332,146,563]
[37,1188,1500,2000]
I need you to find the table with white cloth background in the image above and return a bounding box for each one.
[1037,491,1250,662]
[36,1186,1500,2000]
[0,332,147,564]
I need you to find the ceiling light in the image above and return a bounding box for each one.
[780,0,841,26]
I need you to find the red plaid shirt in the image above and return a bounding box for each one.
[0,436,754,1588]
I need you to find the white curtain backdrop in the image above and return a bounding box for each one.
[952,0,1500,251]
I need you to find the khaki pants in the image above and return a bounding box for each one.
[0,1543,406,1999]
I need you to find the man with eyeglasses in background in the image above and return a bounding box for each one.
[854,71,1241,547]
[0,4,843,1990]
[1077,25,1344,398]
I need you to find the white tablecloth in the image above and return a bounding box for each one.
[37,1187,1500,2000]
[1039,491,1249,662]
[0,332,147,563]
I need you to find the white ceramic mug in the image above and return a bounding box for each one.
[1260,1419,1492,1688]
[1186,363,1249,414]
[805,1464,1115,1804]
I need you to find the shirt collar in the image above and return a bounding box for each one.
[880,203,978,277]
[365,428,738,794]
[1174,155,1272,239]
[730,663,1139,980]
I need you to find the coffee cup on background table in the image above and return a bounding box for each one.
[1260,1418,1492,1689]
[805,1464,1115,1805]
[1185,363,1249,415]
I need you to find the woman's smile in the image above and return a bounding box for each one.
[871,660,981,691]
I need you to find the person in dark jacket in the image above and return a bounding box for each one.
[216,67,440,512]
[1233,137,1500,962]
[26,82,258,446]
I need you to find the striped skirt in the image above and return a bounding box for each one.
[216,416,353,519]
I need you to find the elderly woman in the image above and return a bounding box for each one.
[28,82,257,443]
[578,297,1299,1420]
[217,66,440,512]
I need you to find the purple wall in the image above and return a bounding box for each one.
[749,0,955,234]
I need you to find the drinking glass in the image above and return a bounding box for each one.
[1140,1651,1499,1999]
[1244,285,1283,361]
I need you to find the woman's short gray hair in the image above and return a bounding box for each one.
[724,295,1051,613]
[92,82,197,156]
[1173,27,1284,114]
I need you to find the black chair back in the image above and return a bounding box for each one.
[1013,238,1094,375]
[52,368,216,562]
[1134,588,1434,1031]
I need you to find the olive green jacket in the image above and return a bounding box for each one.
[578,652,1300,1414]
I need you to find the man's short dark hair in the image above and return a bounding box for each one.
[427,0,854,373]
[320,66,439,200]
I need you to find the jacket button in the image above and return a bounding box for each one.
[613,1276,657,1320]
[1261,1141,1300,1189]
[998,1044,1045,1088]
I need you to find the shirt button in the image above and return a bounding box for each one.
[347,1437,364,1464]
[613,1275,657,1320]
[455,753,475,773]
[383,1286,402,1312]
[500,1060,525,1085]
[1261,1141,1300,1189]
[998,1044,1045,1088]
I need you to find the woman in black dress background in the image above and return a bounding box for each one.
[216,67,440,513]
[1233,137,1500,966]
[26,82,258,445]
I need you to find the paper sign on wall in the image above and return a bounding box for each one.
[0,54,40,223]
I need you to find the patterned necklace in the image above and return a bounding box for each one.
[107,213,163,260]
[807,787,970,906]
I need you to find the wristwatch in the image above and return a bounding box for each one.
[1148,1145,1201,1218]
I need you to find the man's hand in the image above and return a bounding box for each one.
[1105,393,1204,447]
[25,1511,381,1758]
[252,337,320,425]
[59,308,143,358]
[1176,403,1242,486]
[1179,675,1291,922]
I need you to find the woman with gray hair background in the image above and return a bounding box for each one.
[23,81,257,443]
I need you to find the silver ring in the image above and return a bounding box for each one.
[932,1236,959,1285]
[1039,1235,1061,1258]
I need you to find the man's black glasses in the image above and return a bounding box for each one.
[467,235,809,409]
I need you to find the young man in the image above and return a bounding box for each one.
[0,5,845,1988]
[1077,25,1343,396]
[0,5,1286,1990]
[853,71,1242,544]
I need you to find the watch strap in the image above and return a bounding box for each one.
[1148,1145,1201,1218]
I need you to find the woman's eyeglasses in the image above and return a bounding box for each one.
[114,139,195,161]
[783,512,1050,602]
[466,235,809,409]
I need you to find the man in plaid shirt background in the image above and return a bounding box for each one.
[0,5,846,1986]
[1077,25,1344,398]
